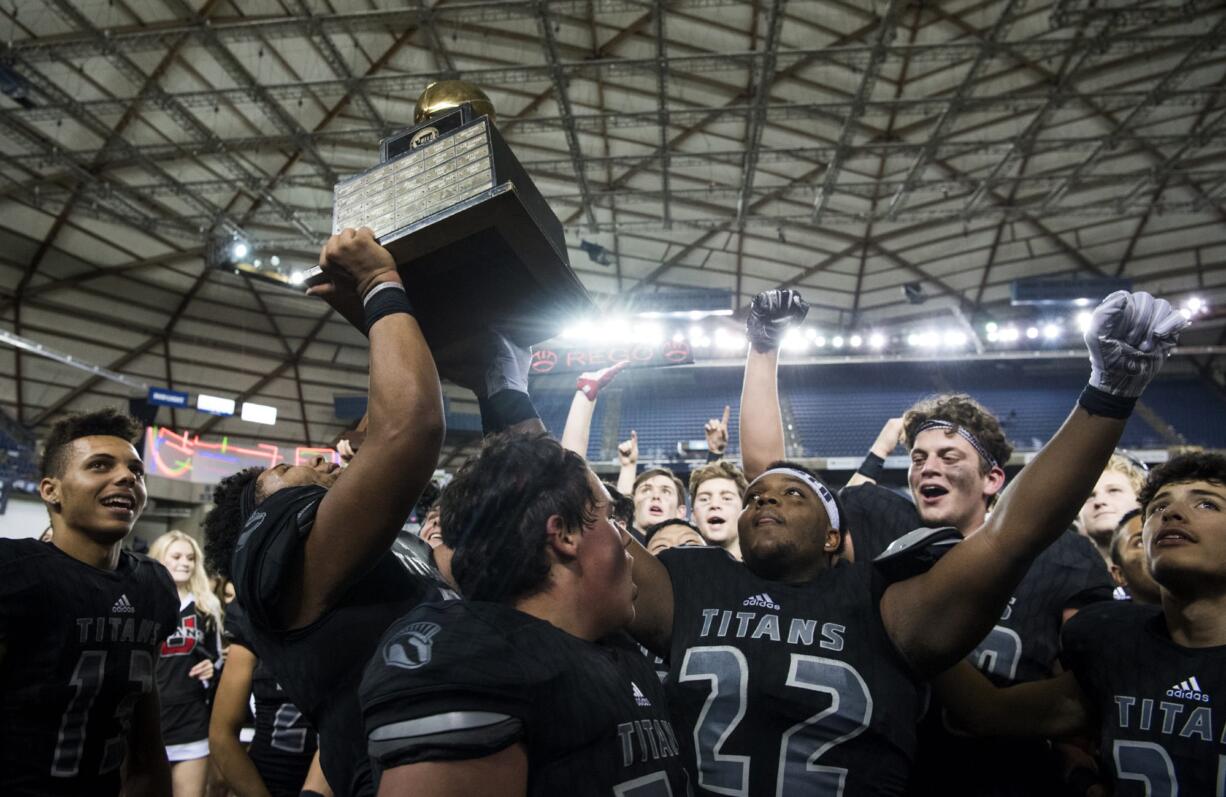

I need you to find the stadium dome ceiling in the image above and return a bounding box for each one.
[0,0,1224,448]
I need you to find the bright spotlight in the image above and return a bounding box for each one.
[1075,311,1093,333]
[289,271,305,285]
[906,333,920,347]
[831,335,845,348]
[869,332,886,349]
[849,334,863,348]
[1026,327,1039,339]
[1000,326,1020,342]
[782,328,808,352]
[985,322,998,334]
[814,335,827,347]
[231,241,249,260]
[270,255,281,267]
[986,329,999,343]
[672,331,685,343]
[1042,324,1061,340]
[1073,297,1092,307]
[943,330,967,347]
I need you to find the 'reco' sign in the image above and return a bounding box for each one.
[530,340,693,375]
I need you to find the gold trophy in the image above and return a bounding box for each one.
[306,81,592,364]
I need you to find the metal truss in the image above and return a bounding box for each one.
[536,0,598,227]
[886,0,1024,219]
[654,0,671,228]
[5,34,1217,123]
[813,0,904,223]
[288,0,387,131]
[735,0,786,226]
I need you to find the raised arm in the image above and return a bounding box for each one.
[845,417,904,487]
[881,291,1187,675]
[296,228,445,624]
[932,661,1092,739]
[208,643,271,797]
[560,361,628,456]
[738,290,808,478]
[616,431,638,496]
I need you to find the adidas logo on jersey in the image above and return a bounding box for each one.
[632,681,651,707]
[111,594,136,614]
[742,593,781,611]
[1167,676,1210,703]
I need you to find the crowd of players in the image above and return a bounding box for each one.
[2,226,1224,797]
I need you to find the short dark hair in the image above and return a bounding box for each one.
[40,408,143,478]
[689,459,749,503]
[603,481,635,528]
[441,433,596,603]
[202,466,263,580]
[644,518,703,547]
[758,460,846,553]
[903,394,1013,475]
[633,467,687,504]
[1109,508,1143,567]
[1137,452,1226,514]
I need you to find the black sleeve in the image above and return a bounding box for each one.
[1059,601,1111,697]
[230,485,326,631]
[839,484,923,563]
[142,553,182,640]
[0,542,39,643]
[360,607,536,769]
[222,601,250,647]
[1049,533,1116,611]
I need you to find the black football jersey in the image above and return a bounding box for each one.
[224,602,316,797]
[155,596,220,707]
[1062,601,1226,797]
[230,484,454,797]
[838,483,923,563]
[0,540,179,796]
[657,546,925,796]
[908,530,1115,796]
[360,601,689,796]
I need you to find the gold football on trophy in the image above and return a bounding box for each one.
[414,80,496,125]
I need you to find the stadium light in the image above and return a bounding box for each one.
[868,332,886,349]
[814,335,827,347]
[849,334,863,348]
[943,330,967,348]
[1075,311,1093,333]
[831,335,845,348]
[241,402,277,425]
[1026,326,1040,339]
[231,241,249,260]
[1042,323,1061,340]
[781,328,808,351]
[999,326,1020,342]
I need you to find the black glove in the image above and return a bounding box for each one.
[746,289,809,352]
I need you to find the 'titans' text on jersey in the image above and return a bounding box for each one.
[1062,600,1226,796]
[657,546,925,797]
[0,540,179,797]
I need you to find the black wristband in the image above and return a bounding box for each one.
[1064,766,1101,797]
[1078,384,1137,419]
[479,389,540,436]
[706,448,725,462]
[363,286,414,335]
[857,452,885,480]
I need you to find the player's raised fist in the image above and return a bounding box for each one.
[1085,290,1187,397]
[618,430,638,467]
[747,289,809,351]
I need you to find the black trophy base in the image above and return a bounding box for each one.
[371,182,590,367]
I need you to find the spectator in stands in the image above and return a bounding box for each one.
[1076,452,1146,559]
[359,433,686,795]
[688,459,747,559]
[1107,508,1161,604]
[150,530,225,797]
[644,518,707,555]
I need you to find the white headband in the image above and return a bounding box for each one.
[746,467,842,532]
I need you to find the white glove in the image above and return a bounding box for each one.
[485,333,533,397]
[1085,290,1187,397]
